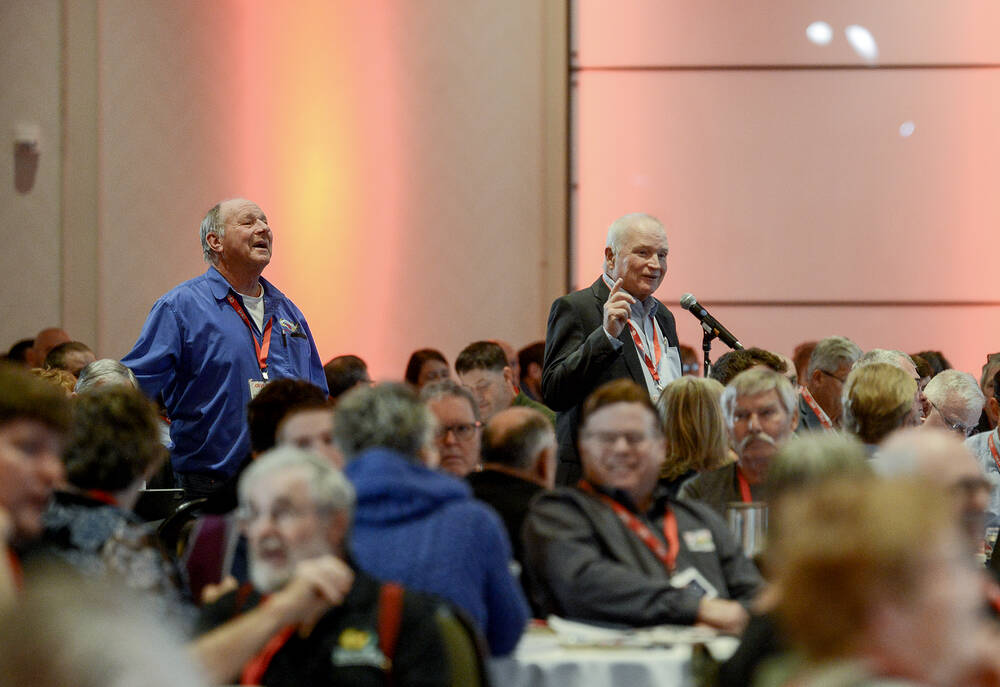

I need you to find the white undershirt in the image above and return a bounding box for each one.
[241,291,265,332]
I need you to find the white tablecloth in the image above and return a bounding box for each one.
[490,627,735,687]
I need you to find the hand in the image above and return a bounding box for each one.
[201,575,239,605]
[696,597,750,636]
[602,278,635,339]
[270,555,354,628]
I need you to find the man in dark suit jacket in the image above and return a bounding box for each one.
[541,213,681,485]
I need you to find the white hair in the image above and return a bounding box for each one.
[854,349,914,372]
[74,359,139,394]
[924,369,985,428]
[238,445,355,517]
[807,336,863,377]
[721,367,798,427]
[603,212,666,270]
[199,202,223,264]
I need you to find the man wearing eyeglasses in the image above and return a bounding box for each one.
[420,380,484,478]
[796,335,862,432]
[522,379,762,632]
[924,370,984,439]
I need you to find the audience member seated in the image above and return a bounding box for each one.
[43,341,96,378]
[456,341,555,425]
[35,386,194,631]
[709,347,787,386]
[323,354,371,403]
[680,369,798,513]
[876,427,992,556]
[915,349,952,376]
[841,362,920,455]
[797,335,862,432]
[336,383,529,656]
[24,327,70,368]
[679,343,701,376]
[246,379,331,460]
[74,358,139,393]
[655,376,732,496]
[855,348,926,420]
[966,370,1000,559]
[922,369,983,439]
[420,380,483,478]
[404,348,451,391]
[4,338,33,367]
[490,339,521,388]
[791,340,817,387]
[0,364,70,581]
[717,432,872,687]
[522,379,762,632]
[467,407,556,599]
[976,355,1000,433]
[276,402,341,468]
[757,478,990,687]
[29,367,76,395]
[193,448,453,686]
[517,341,545,401]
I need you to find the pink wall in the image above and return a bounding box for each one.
[571,1,1000,375]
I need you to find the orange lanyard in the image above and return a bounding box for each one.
[578,480,680,571]
[627,314,663,383]
[736,466,753,503]
[226,293,272,379]
[799,386,833,430]
[241,622,296,685]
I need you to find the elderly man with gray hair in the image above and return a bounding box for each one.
[796,335,862,432]
[964,370,1000,558]
[923,369,984,439]
[680,368,798,515]
[336,383,529,656]
[122,199,327,501]
[192,446,453,686]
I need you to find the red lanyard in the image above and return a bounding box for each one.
[736,466,753,503]
[6,549,22,591]
[988,431,1000,474]
[226,293,272,379]
[799,387,833,430]
[241,623,296,685]
[627,315,663,383]
[578,480,680,572]
[84,489,117,506]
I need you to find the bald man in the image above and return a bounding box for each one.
[25,328,70,368]
[123,199,327,500]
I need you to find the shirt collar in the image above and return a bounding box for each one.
[206,265,271,301]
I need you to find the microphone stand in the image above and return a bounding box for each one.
[701,324,718,378]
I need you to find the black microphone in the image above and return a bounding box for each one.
[679,294,744,350]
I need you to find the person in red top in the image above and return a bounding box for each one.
[0,363,71,593]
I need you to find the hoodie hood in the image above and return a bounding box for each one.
[344,447,471,526]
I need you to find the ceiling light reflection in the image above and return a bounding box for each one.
[806,21,833,46]
[845,25,879,62]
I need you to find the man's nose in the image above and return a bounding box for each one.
[38,452,65,486]
[747,413,761,432]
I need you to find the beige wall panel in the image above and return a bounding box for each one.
[573,69,1000,303]
[0,0,63,349]
[575,0,1000,67]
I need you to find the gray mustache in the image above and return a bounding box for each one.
[737,431,777,453]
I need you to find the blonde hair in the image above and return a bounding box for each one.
[656,377,729,480]
[774,477,951,661]
[841,363,917,444]
[30,367,76,396]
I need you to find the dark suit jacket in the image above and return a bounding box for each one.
[541,277,679,485]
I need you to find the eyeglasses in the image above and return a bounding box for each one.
[819,369,848,385]
[582,430,655,448]
[928,399,976,437]
[435,422,482,442]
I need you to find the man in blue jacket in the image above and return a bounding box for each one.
[123,199,327,500]
[334,383,529,656]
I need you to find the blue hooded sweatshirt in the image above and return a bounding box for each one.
[345,447,529,656]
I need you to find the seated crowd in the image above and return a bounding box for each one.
[3,322,1000,687]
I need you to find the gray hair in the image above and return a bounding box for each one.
[199,203,223,264]
[481,408,555,470]
[75,359,139,394]
[334,382,435,461]
[766,432,871,502]
[807,336,862,377]
[721,367,797,426]
[604,212,666,270]
[855,348,915,372]
[420,378,481,422]
[924,369,985,427]
[239,445,355,517]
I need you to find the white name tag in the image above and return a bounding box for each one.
[669,567,718,599]
[683,528,716,552]
[248,379,267,399]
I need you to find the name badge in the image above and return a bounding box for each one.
[249,379,267,399]
[669,567,718,599]
[682,528,716,552]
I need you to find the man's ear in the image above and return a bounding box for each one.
[502,366,516,393]
[604,246,616,270]
[205,232,224,255]
[987,396,1000,427]
[535,444,557,489]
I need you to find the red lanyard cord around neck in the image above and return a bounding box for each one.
[735,466,753,503]
[988,431,1000,473]
[578,480,679,572]
[799,386,833,430]
[626,314,663,384]
[226,293,272,379]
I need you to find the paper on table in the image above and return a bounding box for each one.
[546,615,718,649]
